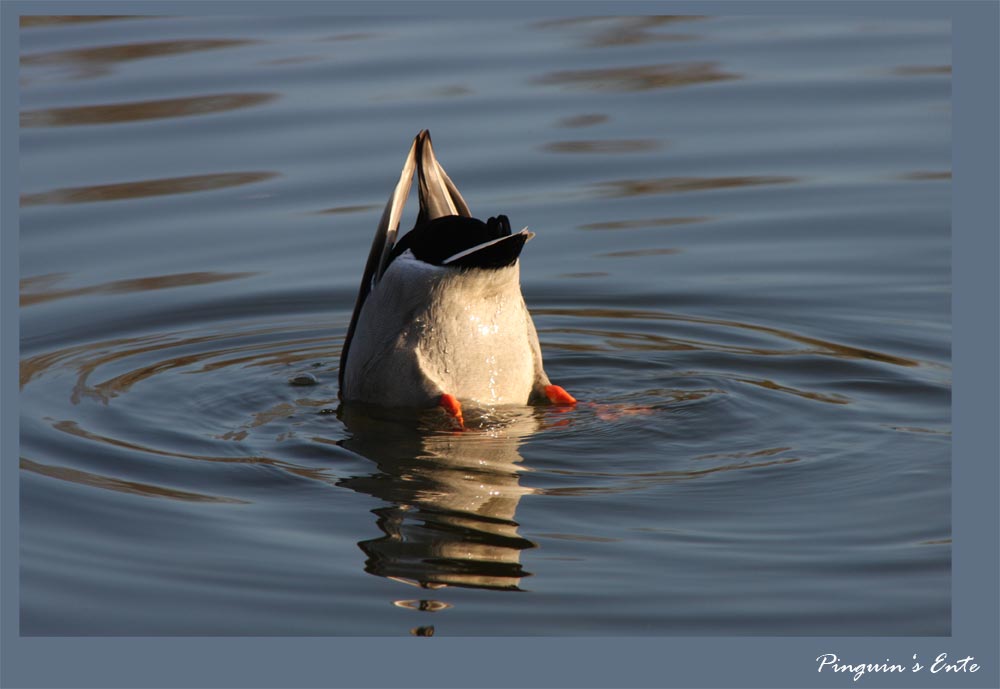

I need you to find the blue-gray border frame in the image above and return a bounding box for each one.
[2,2,996,688]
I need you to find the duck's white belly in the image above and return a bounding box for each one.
[342,255,543,407]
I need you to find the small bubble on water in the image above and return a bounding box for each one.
[289,372,318,386]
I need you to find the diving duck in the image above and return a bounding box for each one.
[338,130,575,425]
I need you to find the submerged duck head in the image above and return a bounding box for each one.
[338,130,575,423]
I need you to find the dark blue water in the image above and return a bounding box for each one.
[19,14,950,635]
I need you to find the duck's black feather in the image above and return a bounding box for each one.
[387,215,526,270]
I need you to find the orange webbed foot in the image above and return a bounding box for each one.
[544,385,577,406]
[438,393,465,429]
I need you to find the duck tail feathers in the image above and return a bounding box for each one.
[340,135,417,395]
[416,129,471,224]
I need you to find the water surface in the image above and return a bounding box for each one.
[19,14,951,636]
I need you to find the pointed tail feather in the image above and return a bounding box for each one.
[374,138,418,281]
[340,136,418,396]
[416,130,471,224]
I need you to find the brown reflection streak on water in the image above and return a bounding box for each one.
[46,419,330,481]
[594,175,798,198]
[899,171,951,181]
[21,457,248,504]
[20,92,278,128]
[19,273,67,294]
[21,171,278,207]
[557,272,610,279]
[196,344,336,373]
[663,389,721,404]
[555,114,609,128]
[532,16,704,47]
[21,39,259,79]
[260,56,325,66]
[535,308,919,367]
[883,425,951,436]
[541,457,801,494]
[248,402,324,429]
[543,325,865,400]
[372,84,473,102]
[543,139,662,154]
[79,337,334,404]
[541,328,696,353]
[536,533,619,543]
[534,62,739,92]
[533,16,693,29]
[430,85,473,97]
[892,65,951,76]
[20,16,142,28]
[597,248,680,258]
[577,16,704,47]
[312,204,380,215]
[19,325,336,392]
[693,446,792,461]
[316,32,379,42]
[189,326,339,371]
[20,271,258,307]
[579,216,710,231]
[734,377,850,405]
[23,335,158,390]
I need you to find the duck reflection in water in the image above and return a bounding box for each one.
[337,405,542,591]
